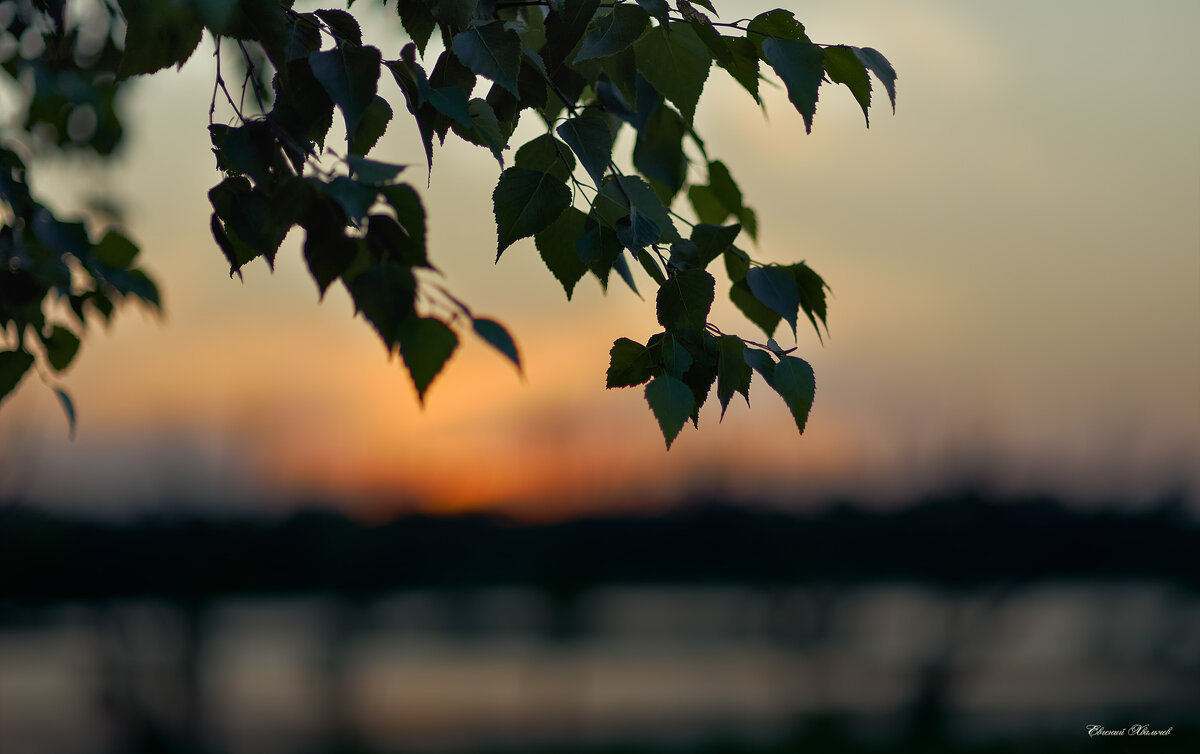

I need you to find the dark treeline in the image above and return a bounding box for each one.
[1,492,1196,604]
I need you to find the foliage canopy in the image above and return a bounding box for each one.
[0,0,895,447]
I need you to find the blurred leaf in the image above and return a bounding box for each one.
[473,317,522,371]
[397,316,458,403]
[115,0,203,78]
[94,230,140,268]
[0,349,35,402]
[40,325,81,372]
[54,387,77,439]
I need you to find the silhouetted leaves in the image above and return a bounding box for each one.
[493,167,571,258]
[2,0,896,440]
[310,44,382,137]
[398,316,458,402]
[645,375,693,448]
[633,23,711,124]
[773,355,815,433]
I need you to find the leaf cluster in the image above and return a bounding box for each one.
[1,0,896,446]
[0,145,161,434]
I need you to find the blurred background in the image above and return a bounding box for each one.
[2,0,1198,752]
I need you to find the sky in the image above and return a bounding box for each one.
[2,0,1198,519]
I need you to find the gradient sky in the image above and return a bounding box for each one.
[2,0,1198,519]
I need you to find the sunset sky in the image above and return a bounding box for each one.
[2,0,1198,519]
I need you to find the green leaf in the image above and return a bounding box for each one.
[54,387,76,440]
[687,13,734,69]
[364,214,421,268]
[576,220,624,289]
[299,198,357,297]
[790,262,830,340]
[309,44,383,137]
[689,223,740,270]
[724,246,750,283]
[730,280,780,337]
[379,184,429,268]
[595,175,680,242]
[321,176,378,224]
[715,35,761,105]
[397,316,458,403]
[611,253,641,297]
[746,9,809,56]
[760,37,824,133]
[426,86,475,130]
[707,160,742,215]
[645,375,693,448]
[209,176,288,270]
[210,121,279,185]
[473,317,522,371]
[535,206,589,299]
[576,4,650,62]
[0,349,35,402]
[616,206,661,251]
[855,46,897,113]
[687,184,726,225]
[632,22,711,125]
[661,334,693,379]
[746,264,801,336]
[397,0,438,54]
[515,134,576,182]
[607,336,655,388]
[314,8,362,45]
[345,262,417,349]
[115,0,203,78]
[744,348,776,390]
[269,58,336,154]
[452,21,522,98]
[284,12,322,61]
[347,155,405,186]
[773,355,816,433]
[94,230,140,268]
[656,268,715,332]
[633,0,669,27]
[823,45,871,125]
[348,96,392,156]
[716,334,748,419]
[637,247,668,286]
[452,99,507,163]
[633,102,687,197]
[493,167,572,258]
[40,325,81,372]
[556,113,615,187]
[429,0,478,32]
